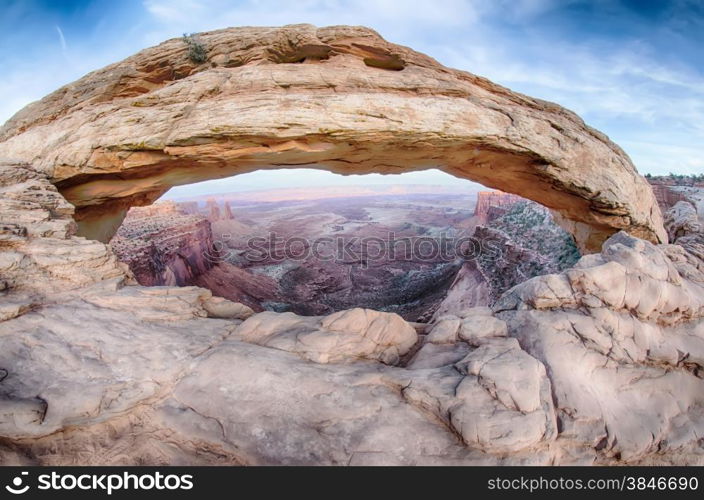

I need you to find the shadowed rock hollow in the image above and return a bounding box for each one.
[0,24,664,252]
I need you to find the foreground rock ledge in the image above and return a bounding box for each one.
[0,24,665,251]
[1,229,703,465]
[0,157,703,465]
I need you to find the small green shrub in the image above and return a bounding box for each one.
[182,33,207,64]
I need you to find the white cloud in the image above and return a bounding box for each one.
[55,25,67,52]
[140,0,480,47]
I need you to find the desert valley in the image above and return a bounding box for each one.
[110,184,581,323]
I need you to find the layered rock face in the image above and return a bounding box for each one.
[494,232,704,463]
[193,192,475,320]
[107,192,473,319]
[433,199,580,317]
[0,161,125,298]
[109,199,279,310]
[663,200,704,263]
[477,202,581,296]
[0,25,664,252]
[473,190,524,224]
[647,178,704,224]
[650,181,689,212]
[110,202,216,286]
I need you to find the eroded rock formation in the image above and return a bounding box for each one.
[650,181,689,212]
[0,161,125,296]
[236,308,418,365]
[110,192,471,319]
[110,202,216,286]
[178,201,200,215]
[1,25,702,466]
[2,156,696,465]
[206,198,221,221]
[433,200,580,317]
[1,187,702,464]
[223,201,235,220]
[0,25,664,252]
[494,232,704,462]
[473,190,524,224]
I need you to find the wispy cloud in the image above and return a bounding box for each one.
[423,3,704,175]
[55,25,67,53]
[138,0,704,175]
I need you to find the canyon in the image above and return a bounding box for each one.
[202,190,474,320]
[110,201,216,286]
[112,187,479,319]
[109,187,577,322]
[1,24,703,466]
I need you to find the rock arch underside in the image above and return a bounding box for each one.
[0,25,665,251]
[1,25,704,466]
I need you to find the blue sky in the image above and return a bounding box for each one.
[1,0,702,196]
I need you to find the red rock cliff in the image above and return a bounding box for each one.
[473,190,525,224]
[110,201,217,286]
[648,181,689,212]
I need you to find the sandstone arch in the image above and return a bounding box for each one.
[0,24,665,252]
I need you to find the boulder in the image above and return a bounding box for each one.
[458,315,508,345]
[202,296,254,320]
[426,317,461,344]
[236,308,418,365]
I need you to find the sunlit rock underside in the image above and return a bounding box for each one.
[0,24,665,251]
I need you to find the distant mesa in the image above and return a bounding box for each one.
[473,190,524,224]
